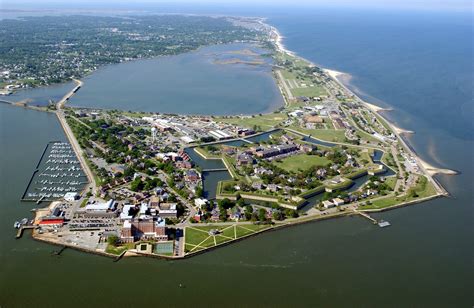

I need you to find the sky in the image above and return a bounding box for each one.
[2,0,472,12]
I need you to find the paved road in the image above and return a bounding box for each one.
[276,70,294,101]
[55,79,96,195]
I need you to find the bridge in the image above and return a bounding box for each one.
[202,168,228,172]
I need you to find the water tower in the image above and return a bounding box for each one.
[151,127,157,143]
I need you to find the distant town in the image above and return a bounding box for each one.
[6,15,453,259]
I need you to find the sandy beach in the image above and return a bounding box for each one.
[271,26,295,56]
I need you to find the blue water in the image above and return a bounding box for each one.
[68,43,283,115]
[0,5,472,307]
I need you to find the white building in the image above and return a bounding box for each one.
[85,199,115,212]
[322,200,334,209]
[63,192,79,202]
[120,204,135,220]
[289,110,304,117]
[194,198,208,209]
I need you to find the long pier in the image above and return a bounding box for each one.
[353,209,378,224]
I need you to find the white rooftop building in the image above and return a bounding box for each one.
[63,192,79,202]
[120,204,135,220]
[85,199,115,212]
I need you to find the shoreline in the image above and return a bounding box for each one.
[31,189,444,260]
[11,16,456,259]
[321,68,454,177]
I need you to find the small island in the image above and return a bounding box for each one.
[5,15,454,259]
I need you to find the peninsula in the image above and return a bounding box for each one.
[7,15,455,259]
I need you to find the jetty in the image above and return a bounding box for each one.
[16,225,36,239]
[353,209,377,224]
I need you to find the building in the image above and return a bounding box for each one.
[332,198,345,206]
[158,203,178,219]
[289,110,304,117]
[237,128,255,137]
[63,192,79,202]
[185,170,200,182]
[194,198,208,209]
[255,144,299,158]
[85,199,115,212]
[39,217,65,226]
[322,200,334,209]
[236,153,253,166]
[120,204,135,220]
[149,196,160,208]
[120,218,167,243]
[120,220,134,243]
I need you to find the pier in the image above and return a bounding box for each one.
[353,209,391,228]
[16,225,36,239]
[353,209,378,224]
[36,196,45,204]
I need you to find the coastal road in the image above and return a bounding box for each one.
[55,79,97,195]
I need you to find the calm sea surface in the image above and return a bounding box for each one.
[68,42,283,115]
[0,7,472,307]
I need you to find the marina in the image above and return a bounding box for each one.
[21,141,87,202]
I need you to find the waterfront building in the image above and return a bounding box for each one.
[63,192,79,202]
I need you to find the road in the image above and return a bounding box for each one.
[276,70,294,101]
[55,79,97,195]
[155,170,197,227]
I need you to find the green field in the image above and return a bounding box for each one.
[290,126,346,142]
[184,224,272,254]
[215,114,288,130]
[194,147,221,159]
[274,153,331,172]
[105,243,135,255]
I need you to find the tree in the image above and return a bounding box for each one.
[258,208,267,222]
[218,198,234,210]
[272,210,284,221]
[195,187,204,198]
[124,167,135,177]
[107,235,119,246]
[130,178,144,192]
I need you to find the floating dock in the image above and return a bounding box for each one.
[378,220,391,228]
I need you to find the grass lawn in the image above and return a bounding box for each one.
[291,86,327,98]
[184,224,272,254]
[194,147,220,159]
[289,126,346,142]
[364,195,401,209]
[184,227,212,247]
[385,177,397,190]
[105,243,135,255]
[215,113,288,130]
[274,153,331,172]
